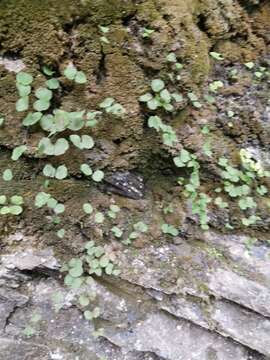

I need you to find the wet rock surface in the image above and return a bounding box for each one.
[0,0,270,359]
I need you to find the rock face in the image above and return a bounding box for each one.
[1,0,270,359]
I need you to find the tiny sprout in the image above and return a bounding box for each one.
[210,52,224,61]
[142,28,154,38]
[245,62,255,70]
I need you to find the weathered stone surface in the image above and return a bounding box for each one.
[0,0,270,359]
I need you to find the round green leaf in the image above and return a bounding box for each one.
[64,66,77,80]
[56,228,65,238]
[53,204,65,214]
[16,97,29,112]
[79,295,90,307]
[16,72,33,86]
[3,169,13,181]
[54,203,65,214]
[10,195,24,205]
[34,99,50,112]
[0,195,7,205]
[151,79,165,92]
[95,212,104,223]
[0,206,10,215]
[39,137,54,155]
[81,135,95,149]
[69,266,83,278]
[47,198,58,209]
[147,98,159,110]
[46,78,60,89]
[35,87,53,101]
[54,138,69,156]
[43,164,56,177]
[92,170,104,182]
[75,71,87,84]
[17,84,31,97]
[80,164,92,176]
[55,165,68,180]
[83,203,93,214]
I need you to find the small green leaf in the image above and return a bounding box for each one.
[148,115,162,131]
[99,25,110,33]
[151,79,165,92]
[57,228,65,238]
[54,203,65,214]
[17,84,31,97]
[35,87,53,101]
[22,325,35,337]
[92,170,104,182]
[64,65,77,80]
[69,266,83,278]
[139,93,153,102]
[84,310,93,320]
[79,295,90,307]
[55,165,68,180]
[245,62,255,70]
[100,36,109,44]
[23,112,42,126]
[16,72,33,86]
[10,195,24,205]
[9,205,23,215]
[160,89,171,103]
[210,52,224,61]
[42,66,54,76]
[16,97,29,112]
[80,164,92,176]
[33,99,50,112]
[3,169,13,181]
[99,97,115,109]
[43,164,56,177]
[11,145,27,161]
[166,52,177,63]
[147,98,159,110]
[0,117,4,126]
[83,203,93,214]
[75,71,87,84]
[133,221,148,233]
[46,78,60,89]
[35,192,51,207]
[95,212,104,223]
[0,195,7,205]
[111,226,123,238]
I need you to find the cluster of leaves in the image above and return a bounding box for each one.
[16,72,33,112]
[161,223,178,236]
[174,149,210,229]
[139,79,182,112]
[166,52,183,83]
[99,97,126,116]
[22,312,42,337]
[99,25,110,44]
[0,195,24,215]
[148,115,177,147]
[122,221,149,245]
[217,149,270,226]
[35,192,65,215]
[62,240,120,290]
